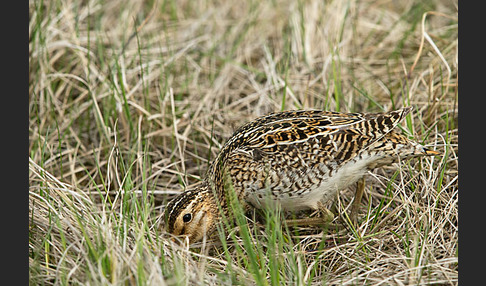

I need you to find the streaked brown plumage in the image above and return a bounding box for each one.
[164,107,439,243]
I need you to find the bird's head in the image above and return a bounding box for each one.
[164,183,219,243]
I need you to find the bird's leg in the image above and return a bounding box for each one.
[317,201,335,222]
[350,177,365,225]
[285,202,334,226]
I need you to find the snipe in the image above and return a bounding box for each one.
[163,107,439,243]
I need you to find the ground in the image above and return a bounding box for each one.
[29,0,458,284]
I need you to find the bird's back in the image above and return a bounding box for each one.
[206,107,436,210]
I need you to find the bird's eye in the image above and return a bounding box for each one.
[182,213,192,223]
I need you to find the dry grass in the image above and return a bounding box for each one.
[29,0,458,285]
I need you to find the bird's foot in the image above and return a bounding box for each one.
[285,203,334,226]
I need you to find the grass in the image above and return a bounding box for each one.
[29,0,458,284]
